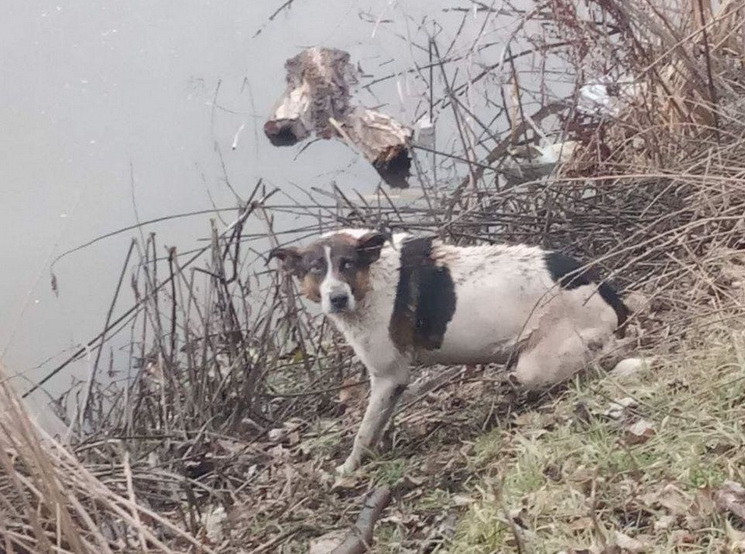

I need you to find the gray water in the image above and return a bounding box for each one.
[1,0,556,423]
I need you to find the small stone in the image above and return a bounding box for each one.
[612,357,653,379]
[309,530,346,554]
[268,428,288,442]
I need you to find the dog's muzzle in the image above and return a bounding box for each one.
[329,292,349,313]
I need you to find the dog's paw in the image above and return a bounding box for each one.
[502,372,522,390]
[335,458,360,476]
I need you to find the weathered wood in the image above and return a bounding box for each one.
[265,47,413,188]
[330,486,392,554]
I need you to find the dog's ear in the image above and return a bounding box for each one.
[356,231,387,266]
[267,246,302,275]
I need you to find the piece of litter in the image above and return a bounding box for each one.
[414,116,435,149]
[502,140,580,184]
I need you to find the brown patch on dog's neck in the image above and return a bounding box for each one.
[351,266,372,300]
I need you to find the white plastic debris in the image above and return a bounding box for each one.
[502,140,580,184]
[578,75,645,117]
[414,115,436,149]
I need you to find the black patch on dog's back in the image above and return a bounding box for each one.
[545,251,629,327]
[390,237,457,352]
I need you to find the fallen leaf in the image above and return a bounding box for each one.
[640,482,692,516]
[513,410,545,428]
[403,474,426,486]
[201,505,227,543]
[339,377,365,406]
[705,440,734,455]
[605,397,638,419]
[267,428,288,442]
[693,487,716,516]
[624,419,655,445]
[614,530,646,552]
[653,514,675,530]
[332,473,362,490]
[308,529,346,554]
[569,516,594,532]
[670,529,696,545]
[715,480,745,522]
[452,494,474,506]
[657,484,692,515]
[268,444,290,460]
[615,397,639,408]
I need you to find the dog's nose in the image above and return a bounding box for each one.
[330,293,349,311]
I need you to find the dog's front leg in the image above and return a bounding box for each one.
[337,367,409,475]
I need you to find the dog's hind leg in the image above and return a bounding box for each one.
[509,320,604,389]
[336,363,410,475]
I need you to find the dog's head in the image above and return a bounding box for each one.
[268,230,387,315]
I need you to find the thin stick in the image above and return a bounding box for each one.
[331,487,393,554]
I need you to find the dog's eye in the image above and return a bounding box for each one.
[308,258,325,275]
[340,259,355,271]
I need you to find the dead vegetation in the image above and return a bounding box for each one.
[264,47,414,188]
[4,0,745,551]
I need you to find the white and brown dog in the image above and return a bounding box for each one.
[270,228,628,474]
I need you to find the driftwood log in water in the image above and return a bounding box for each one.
[264,47,413,188]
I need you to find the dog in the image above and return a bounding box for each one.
[269,228,629,474]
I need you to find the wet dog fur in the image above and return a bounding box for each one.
[270,229,629,474]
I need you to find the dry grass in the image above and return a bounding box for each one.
[451,327,745,552]
[0,363,213,553]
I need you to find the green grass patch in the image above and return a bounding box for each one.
[448,334,745,553]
